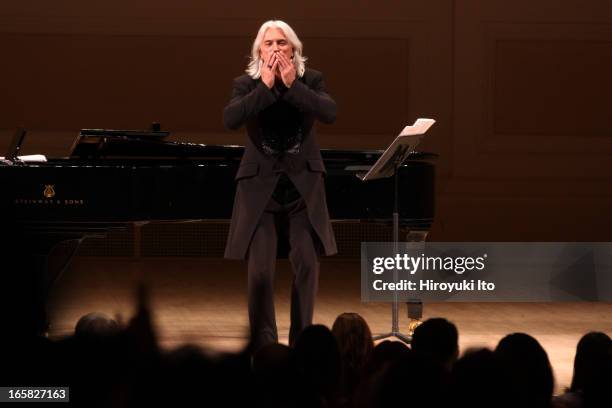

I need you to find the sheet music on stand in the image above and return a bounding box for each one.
[358,118,435,181]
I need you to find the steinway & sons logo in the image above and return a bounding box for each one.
[44,184,55,198]
[13,184,85,206]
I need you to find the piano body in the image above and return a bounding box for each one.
[0,128,436,335]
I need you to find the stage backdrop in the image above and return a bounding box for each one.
[2,0,612,250]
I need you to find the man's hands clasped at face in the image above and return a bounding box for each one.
[261,51,296,89]
[260,53,278,89]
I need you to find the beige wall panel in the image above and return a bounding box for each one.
[0,1,453,160]
[436,0,612,241]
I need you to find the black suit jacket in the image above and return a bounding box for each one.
[223,68,338,260]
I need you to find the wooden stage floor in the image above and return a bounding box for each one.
[48,257,612,394]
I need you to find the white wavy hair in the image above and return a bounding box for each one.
[246,20,307,79]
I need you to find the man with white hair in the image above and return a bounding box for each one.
[223,20,337,350]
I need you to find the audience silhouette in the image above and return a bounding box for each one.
[1,285,611,408]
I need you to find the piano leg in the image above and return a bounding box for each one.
[5,234,83,337]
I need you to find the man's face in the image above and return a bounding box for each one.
[259,28,293,65]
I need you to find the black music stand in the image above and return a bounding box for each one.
[4,127,26,163]
[359,118,435,343]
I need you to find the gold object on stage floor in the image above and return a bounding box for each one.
[407,318,422,336]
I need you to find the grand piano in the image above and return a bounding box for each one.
[1,126,436,335]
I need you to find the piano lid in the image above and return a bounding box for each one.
[67,123,438,162]
[70,123,180,159]
[79,122,169,139]
[70,124,245,160]
[79,128,170,139]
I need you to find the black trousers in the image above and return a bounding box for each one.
[246,192,320,350]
